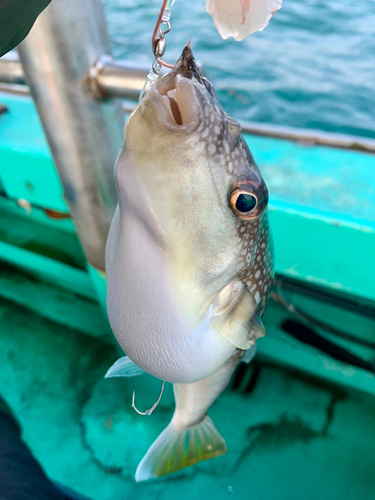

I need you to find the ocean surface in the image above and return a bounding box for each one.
[103,0,375,139]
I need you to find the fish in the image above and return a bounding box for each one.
[205,0,282,41]
[105,46,274,480]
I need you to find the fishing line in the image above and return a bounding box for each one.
[151,0,175,71]
[138,0,176,103]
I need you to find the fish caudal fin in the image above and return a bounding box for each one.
[135,416,227,482]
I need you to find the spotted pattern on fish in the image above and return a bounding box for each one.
[192,90,274,316]
[243,214,274,316]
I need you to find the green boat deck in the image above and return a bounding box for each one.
[1,91,375,498]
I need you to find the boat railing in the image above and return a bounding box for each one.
[2,52,375,155]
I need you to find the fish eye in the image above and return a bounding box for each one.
[230,181,266,219]
[235,193,257,213]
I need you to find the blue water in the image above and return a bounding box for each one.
[103,0,375,139]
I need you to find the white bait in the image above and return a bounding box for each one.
[206,0,282,41]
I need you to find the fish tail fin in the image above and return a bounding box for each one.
[135,415,227,482]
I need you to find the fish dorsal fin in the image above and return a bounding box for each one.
[211,281,265,350]
[105,356,145,378]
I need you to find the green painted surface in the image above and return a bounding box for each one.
[260,300,375,397]
[248,135,375,228]
[0,196,85,268]
[1,268,375,499]
[0,194,75,233]
[0,262,113,343]
[269,206,375,302]
[0,240,95,300]
[0,93,68,212]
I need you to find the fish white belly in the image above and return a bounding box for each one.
[106,202,235,384]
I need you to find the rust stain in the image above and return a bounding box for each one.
[43,208,71,220]
[104,414,113,431]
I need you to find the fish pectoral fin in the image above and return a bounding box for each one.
[211,281,265,350]
[104,356,145,378]
[242,342,257,363]
[135,416,227,481]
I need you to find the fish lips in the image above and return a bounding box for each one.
[147,73,204,134]
[145,46,217,134]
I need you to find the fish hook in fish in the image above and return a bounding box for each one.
[132,381,165,416]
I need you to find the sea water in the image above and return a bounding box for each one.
[103,0,375,139]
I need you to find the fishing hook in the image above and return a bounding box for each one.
[152,0,174,69]
[132,380,165,416]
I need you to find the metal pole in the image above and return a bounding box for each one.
[17,0,124,271]
[86,55,149,100]
[0,52,153,101]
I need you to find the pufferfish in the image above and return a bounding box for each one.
[105,46,274,481]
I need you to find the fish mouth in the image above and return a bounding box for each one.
[145,46,213,132]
